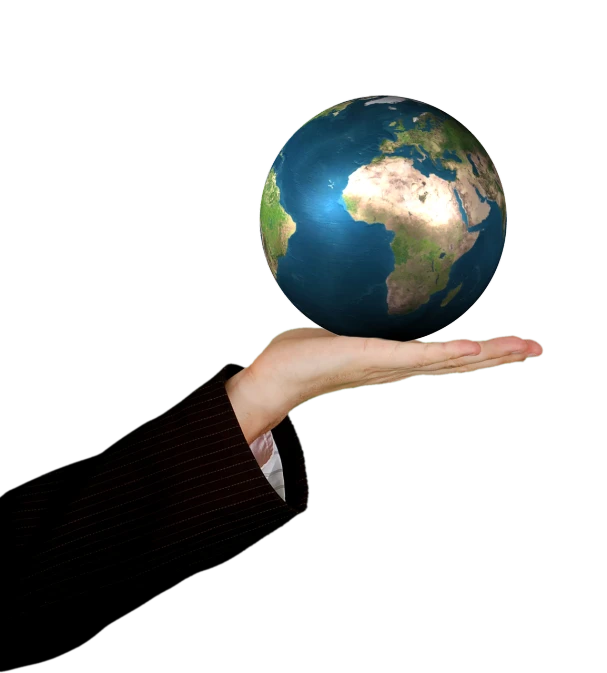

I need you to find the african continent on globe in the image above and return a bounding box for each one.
[260,96,506,340]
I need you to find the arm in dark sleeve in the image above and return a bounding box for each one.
[0,364,308,671]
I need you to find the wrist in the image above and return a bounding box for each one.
[225,366,291,444]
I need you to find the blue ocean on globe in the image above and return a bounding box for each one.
[260,96,506,340]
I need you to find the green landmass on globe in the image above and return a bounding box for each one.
[260,169,296,276]
[259,96,506,340]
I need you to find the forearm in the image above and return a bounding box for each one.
[16,379,297,610]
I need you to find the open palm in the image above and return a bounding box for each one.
[227,329,542,443]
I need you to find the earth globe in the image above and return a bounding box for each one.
[260,95,506,340]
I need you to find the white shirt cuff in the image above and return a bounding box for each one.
[248,431,285,501]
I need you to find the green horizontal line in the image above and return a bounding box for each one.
[0,327,274,336]
[312,463,599,474]
[0,352,249,362]
[313,488,599,498]
[312,396,599,409]
[304,439,599,456]
[312,492,600,505]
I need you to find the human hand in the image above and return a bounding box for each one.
[225,329,542,444]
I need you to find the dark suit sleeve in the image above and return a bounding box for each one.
[0,364,308,671]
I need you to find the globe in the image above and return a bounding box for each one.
[260,96,506,340]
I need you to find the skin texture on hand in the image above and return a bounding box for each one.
[225,329,543,444]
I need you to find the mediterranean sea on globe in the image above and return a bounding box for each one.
[260,95,506,340]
